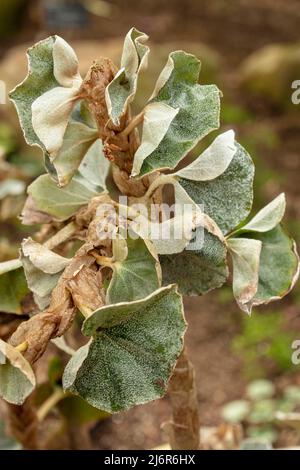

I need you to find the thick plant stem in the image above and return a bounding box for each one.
[166,346,200,450]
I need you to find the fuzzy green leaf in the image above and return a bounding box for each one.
[131,177,206,255]
[106,28,149,126]
[160,229,228,296]
[9,36,57,149]
[245,225,299,305]
[0,261,28,315]
[63,285,186,412]
[236,193,286,235]
[10,36,82,160]
[0,340,36,405]
[131,102,179,177]
[180,143,254,234]
[106,236,161,304]
[48,121,99,187]
[227,237,262,314]
[78,139,110,190]
[138,51,220,176]
[27,174,99,221]
[174,130,236,181]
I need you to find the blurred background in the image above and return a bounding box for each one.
[0,0,300,450]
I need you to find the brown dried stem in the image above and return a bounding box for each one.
[165,346,200,450]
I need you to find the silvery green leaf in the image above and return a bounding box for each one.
[30,37,82,159]
[20,238,71,309]
[236,193,286,234]
[10,36,82,159]
[0,260,28,314]
[180,143,254,234]
[32,84,82,160]
[9,36,57,149]
[106,235,161,304]
[49,121,99,187]
[227,237,262,314]
[78,139,110,190]
[244,225,299,306]
[0,340,36,405]
[131,183,202,255]
[174,130,236,181]
[106,28,149,126]
[133,175,222,255]
[0,179,26,200]
[138,51,220,176]
[63,285,186,412]
[131,102,179,177]
[160,228,228,296]
[27,174,99,221]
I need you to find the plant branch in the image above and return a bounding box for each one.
[119,111,144,138]
[44,221,78,250]
[164,346,200,450]
[144,174,177,199]
[37,388,68,422]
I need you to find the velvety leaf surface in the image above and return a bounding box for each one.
[246,225,299,305]
[139,51,220,176]
[132,102,179,177]
[28,174,99,221]
[0,267,28,314]
[236,193,286,234]
[227,237,262,314]
[9,36,57,149]
[160,229,228,296]
[180,143,254,234]
[106,236,161,304]
[63,285,186,412]
[174,130,236,181]
[49,121,99,186]
[78,139,110,190]
[0,340,36,405]
[106,28,149,125]
[131,177,205,255]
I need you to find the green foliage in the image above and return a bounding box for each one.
[181,143,254,234]
[0,266,28,314]
[138,51,220,176]
[233,311,299,377]
[0,28,298,420]
[64,286,185,412]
